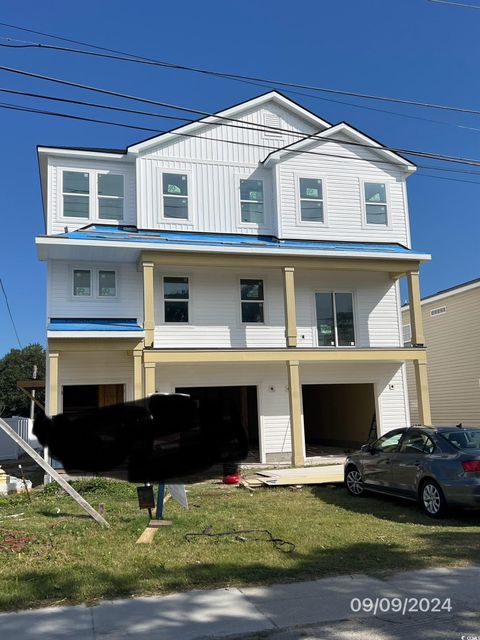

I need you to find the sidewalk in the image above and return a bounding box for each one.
[1,566,479,640]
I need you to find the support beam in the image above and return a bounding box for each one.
[144,362,156,396]
[414,360,432,426]
[133,350,143,400]
[407,271,425,346]
[142,261,155,348]
[286,360,305,467]
[282,267,297,347]
[47,352,59,417]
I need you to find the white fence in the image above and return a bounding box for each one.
[0,417,40,460]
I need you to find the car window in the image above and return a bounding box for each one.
[400,431,435,454]
[441,429,480,450]
[373,432,403,453]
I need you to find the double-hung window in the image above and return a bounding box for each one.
[240,179,264,224]
[73,269,116,298]
[299,177,324,222]
[62,170,124,221]
[63,171,90,218]
[315,292,355,346]
[240,279,264,323]
[364,182,388,225]
[164,277,189,322]
[98,174,124,220]
[162,173,189,219]
[73,269,91,297]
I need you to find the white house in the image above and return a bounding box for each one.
[36,91,432,465]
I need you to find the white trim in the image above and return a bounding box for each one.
[295,173,328,227]
[98,268,118,299]
[47,331,144,338]
[401,179,412,249]
[38,147,128,160]
[360,179,392,229]
[72,267,92,298]
[402,279,480,310]
[71,267,118,301]
[127,91,331,155]
[239,177,265,227]
[162,274,191,324]
[37,236,432,263]
[239,276,267,325]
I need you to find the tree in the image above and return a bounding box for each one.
[0,344,46,417]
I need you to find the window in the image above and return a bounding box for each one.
[240,279,264,323]
[61,169,124,220]
[73,269,91,296]
[400,431,436,455]
[299,178,323,222]
[63,171,90,218]
[373,431,403,453]
[164,277,189,322]
[98,174,124,220]
[364,182,388,225]
[162,173,188,219]
[240,179,264,224]
[98,270,116,297]
[403,324,412,344]
[315,292,355,346]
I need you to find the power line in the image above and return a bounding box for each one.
[5,64,480,171]
[428,0,480,8]
[0,278,22,349]
[1,20,480,118]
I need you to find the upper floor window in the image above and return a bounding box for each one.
[299,178,324,222]
[163,173,189,219]
[73,269,91,296]
[62,170,124,221]
[63,171,90,218]
[164,277,189,322]
[240,179,264,224]
[315,291,355,346]
[364,182,388,225]
[240,279,264,323]
[98,175,124,220]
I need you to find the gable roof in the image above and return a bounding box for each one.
[126,90,331,155]
[262,121,416,172]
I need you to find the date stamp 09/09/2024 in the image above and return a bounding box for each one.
[350,596,452,615]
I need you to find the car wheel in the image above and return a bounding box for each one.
[420,479,448,518]
[345,465,364,496]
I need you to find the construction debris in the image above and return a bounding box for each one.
[0,529,35,553]
[255,464,344,486]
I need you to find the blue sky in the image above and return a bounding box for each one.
[0,0,479,356]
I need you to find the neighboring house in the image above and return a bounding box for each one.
[36,91,432,466]
[402,278,480,427]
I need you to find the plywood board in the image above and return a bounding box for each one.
[256,464,344,486]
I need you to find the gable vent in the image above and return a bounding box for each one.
[263,112,284,140]
[430,306,447,317]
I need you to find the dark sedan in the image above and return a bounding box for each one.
[344,426,480,517]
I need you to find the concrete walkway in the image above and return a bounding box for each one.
[1,566,479,640]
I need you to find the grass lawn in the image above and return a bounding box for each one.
[0,477,479,612]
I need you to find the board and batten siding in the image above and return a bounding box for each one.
[154,267,402,349]
[47,157,136,236]
[277,135,410,246]
[47,261,143,321]
[153,361,408,460]
[403,285,480,426]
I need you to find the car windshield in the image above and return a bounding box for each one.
[440,429,480,450]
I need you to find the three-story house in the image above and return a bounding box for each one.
[36,91,431,466]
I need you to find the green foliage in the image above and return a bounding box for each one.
[0,344,45,417]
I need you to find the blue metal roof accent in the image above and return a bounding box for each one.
[57,225,419,255]
[48,318,143,331]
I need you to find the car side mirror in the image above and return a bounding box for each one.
[361,443,373,453]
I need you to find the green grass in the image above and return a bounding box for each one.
[0,478,479,612]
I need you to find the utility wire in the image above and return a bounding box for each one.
[1,97,480,182]
[428,0,480,8]
[4,64,480,170]
[1,20,480,118]
[0,278,22,348]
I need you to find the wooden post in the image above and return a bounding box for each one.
[142,261,155,348]
[47,352,59,417]
[282,267,298,347]
[287,360,304,467]
[144,362,156,396]
[414,360,432,426]
[0,417,109,526]
[133,350,143,400]
[407,271,425,346]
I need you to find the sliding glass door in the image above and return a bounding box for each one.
[315,292,355,347]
